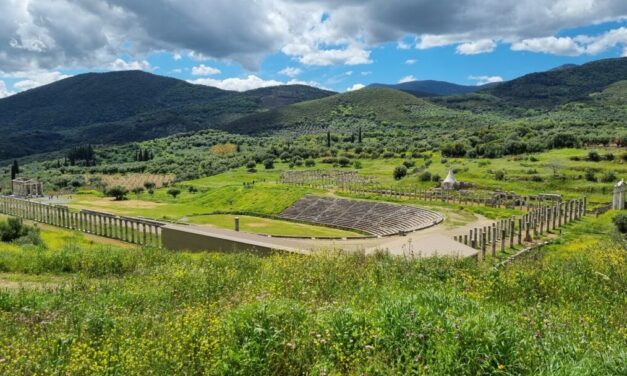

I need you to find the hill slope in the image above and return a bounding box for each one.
[222,87,503,135]
[482,57,627,109]
[0,72,334,159]
[369,80,485,96]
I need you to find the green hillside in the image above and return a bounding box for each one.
[0,72,334,160]
[222,87,504,135]
[483,57,627,109]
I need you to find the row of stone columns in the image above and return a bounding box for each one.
[453,197,587,259]
[0,196,162,247]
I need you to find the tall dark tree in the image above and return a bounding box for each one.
[10,160,19,180]
[358,127,362,143]
[327,131,331,148]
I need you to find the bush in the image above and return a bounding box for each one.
[0,217,43,245]
[188,186,198,193]
[132,187,145,195]
[353,160,362,169]
[587,150,601,162]
[494,170,506,181]
[613,214,627,233]
[246,160,257,169]
[106,186,129,201]
[431,174,442,182]
[419,171,432,182]
[144,181,156,190]
[338,157,351,167]
[263,159,274,170]
[585,169,597,182]
[600,171,617,183]
[402,160,415,168]
[305,159,316,167]
[167,188,181,199]
[393,166,407,180]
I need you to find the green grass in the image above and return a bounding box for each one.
[186,214,360,237]
[0,212,625,374]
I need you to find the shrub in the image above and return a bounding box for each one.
[587,150,601,162]
[353,160,362,169]
[144,181,156,190]
[531,175,543,182]
[600,171,617,183]
[305,159,316,167]
[402,160,415,168]
[613,214,627,233]
[393,166,407,180]
[419,171,432,182]
[494,170,506,181]
[431,174,442,182]
[263,159,274,170]
[0,217,42,245]
[187,185,198,193]
[132,187,145,195]
[338,157,351,167]
[167,188,181,199]
[585,169,597,182]
[246,160,257,169]
[106,186,129,201]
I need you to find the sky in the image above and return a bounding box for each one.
[1,0,627,97]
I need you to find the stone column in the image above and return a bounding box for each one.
[491,224,497,256]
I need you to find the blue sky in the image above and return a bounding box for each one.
[1,1,626,96]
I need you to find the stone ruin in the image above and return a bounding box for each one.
[11,178,43,198]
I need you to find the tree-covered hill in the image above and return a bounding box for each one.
[222,87,504,135]
[369,80,487,96]
[482,57,627,109]
[0,72,334,160]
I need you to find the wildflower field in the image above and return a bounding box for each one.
[0,213,625,375]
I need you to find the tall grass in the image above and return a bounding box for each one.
[0,224,625,374]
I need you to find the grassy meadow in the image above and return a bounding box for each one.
[0,212,625,374]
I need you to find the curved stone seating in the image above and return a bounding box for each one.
[279,195,444,236]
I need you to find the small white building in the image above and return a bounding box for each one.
[441,170,459,190]
[613,179,625,210]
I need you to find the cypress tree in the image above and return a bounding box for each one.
[327,131,331,148]
[10,160,19,180]
[358,127,362,143]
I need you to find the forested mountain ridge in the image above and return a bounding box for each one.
[0,71,334,160]
[482,57,627,109]
[369,80,487,96]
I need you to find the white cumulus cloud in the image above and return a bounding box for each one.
[398,75,416,83]
[0,80,15,98]
[189,74,328,92]
[468,75,504,85]
[191,64,221,76]
[279,67,302,77]
[456,39,497,55]
[346,83,365,91]
[405,59,417,65]
[110,59,152,71]
[9,70,71,91]
[511,36,585,56]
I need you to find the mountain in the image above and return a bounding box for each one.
[369,80,485,96]
[482,57,627,109]
[549,63,579,71]
[221,87,501,135]
[0,71,334,160]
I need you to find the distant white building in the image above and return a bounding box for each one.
[12,178,44,197]
[441,170,458,190]
[613,179,625,210]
